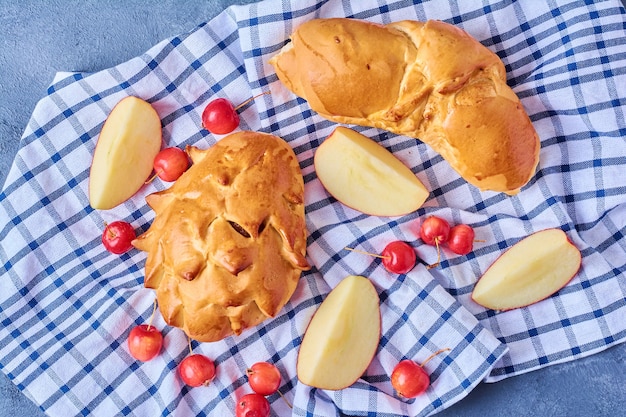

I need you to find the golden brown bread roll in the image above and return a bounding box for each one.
[269,18,540,195]
[133,131,310,342]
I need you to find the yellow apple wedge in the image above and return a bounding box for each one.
[314,126,429,216]
[472,228,582,311]
[297,275,381,390]
[89,96,162,210]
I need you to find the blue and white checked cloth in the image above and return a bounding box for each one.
[1,0,625,416]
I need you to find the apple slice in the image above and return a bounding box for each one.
[297,275,381,390]
[89,96,162,210]
[314,126,429,216]
[472,228,581,310]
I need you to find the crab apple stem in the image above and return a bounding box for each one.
[233,91,271,111]
[344,247,391,260]
[104,222,121,240]
[187,337,193,356]
[144,169,163,185]
[420,348,451,367]
[277,389,293,409]
[427,239,442,269]
[103,222,114,239]
[274,367,293,409]
[147,298,158,331]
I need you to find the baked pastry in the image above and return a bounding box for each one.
[133,131,310,342]
[269,18,540,195]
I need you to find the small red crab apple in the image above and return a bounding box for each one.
[151,147,190,182]
[246,361,294,408]
[447,224,476,255]
[201,92,270,135]
[419,216,451,246]
[235,393,270,417]
[391,359,429,398]
[128,325,163,361]
[380,241,417,274]
[344,241,417,274]
[101,221,136,254]
[179,354,216,387]
[202,98,238,134]
[391,348,450,398]
[178,338,216,387]
[418,216,451,268]
[247,362,281,396]
[127,300,163,361]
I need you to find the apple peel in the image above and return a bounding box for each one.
[297,275,381,390]
[472,228,581,311]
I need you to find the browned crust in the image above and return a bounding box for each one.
[270,18,540,194]
[133,131,309,342]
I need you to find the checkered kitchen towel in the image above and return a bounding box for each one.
[1,0,625,416]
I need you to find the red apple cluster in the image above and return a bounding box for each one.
[128,326,279,416]
[235,361,285,417]
[129,325,216,388]
[417,216,477,268]
[126,299,216,389]
[345,217,479,275]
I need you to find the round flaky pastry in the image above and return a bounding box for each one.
[133,131,310,342]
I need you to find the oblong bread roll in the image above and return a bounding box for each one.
[270,18,540,195]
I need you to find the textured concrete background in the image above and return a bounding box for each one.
[1,1,625,416]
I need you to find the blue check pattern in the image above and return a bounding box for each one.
[1,0,625,416]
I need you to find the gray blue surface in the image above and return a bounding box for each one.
[1,1,625,416]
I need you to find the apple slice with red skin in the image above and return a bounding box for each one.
[297,275,381,390]
[472,228,581,311]
[89,96,162,209]
[314,126,429,216]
